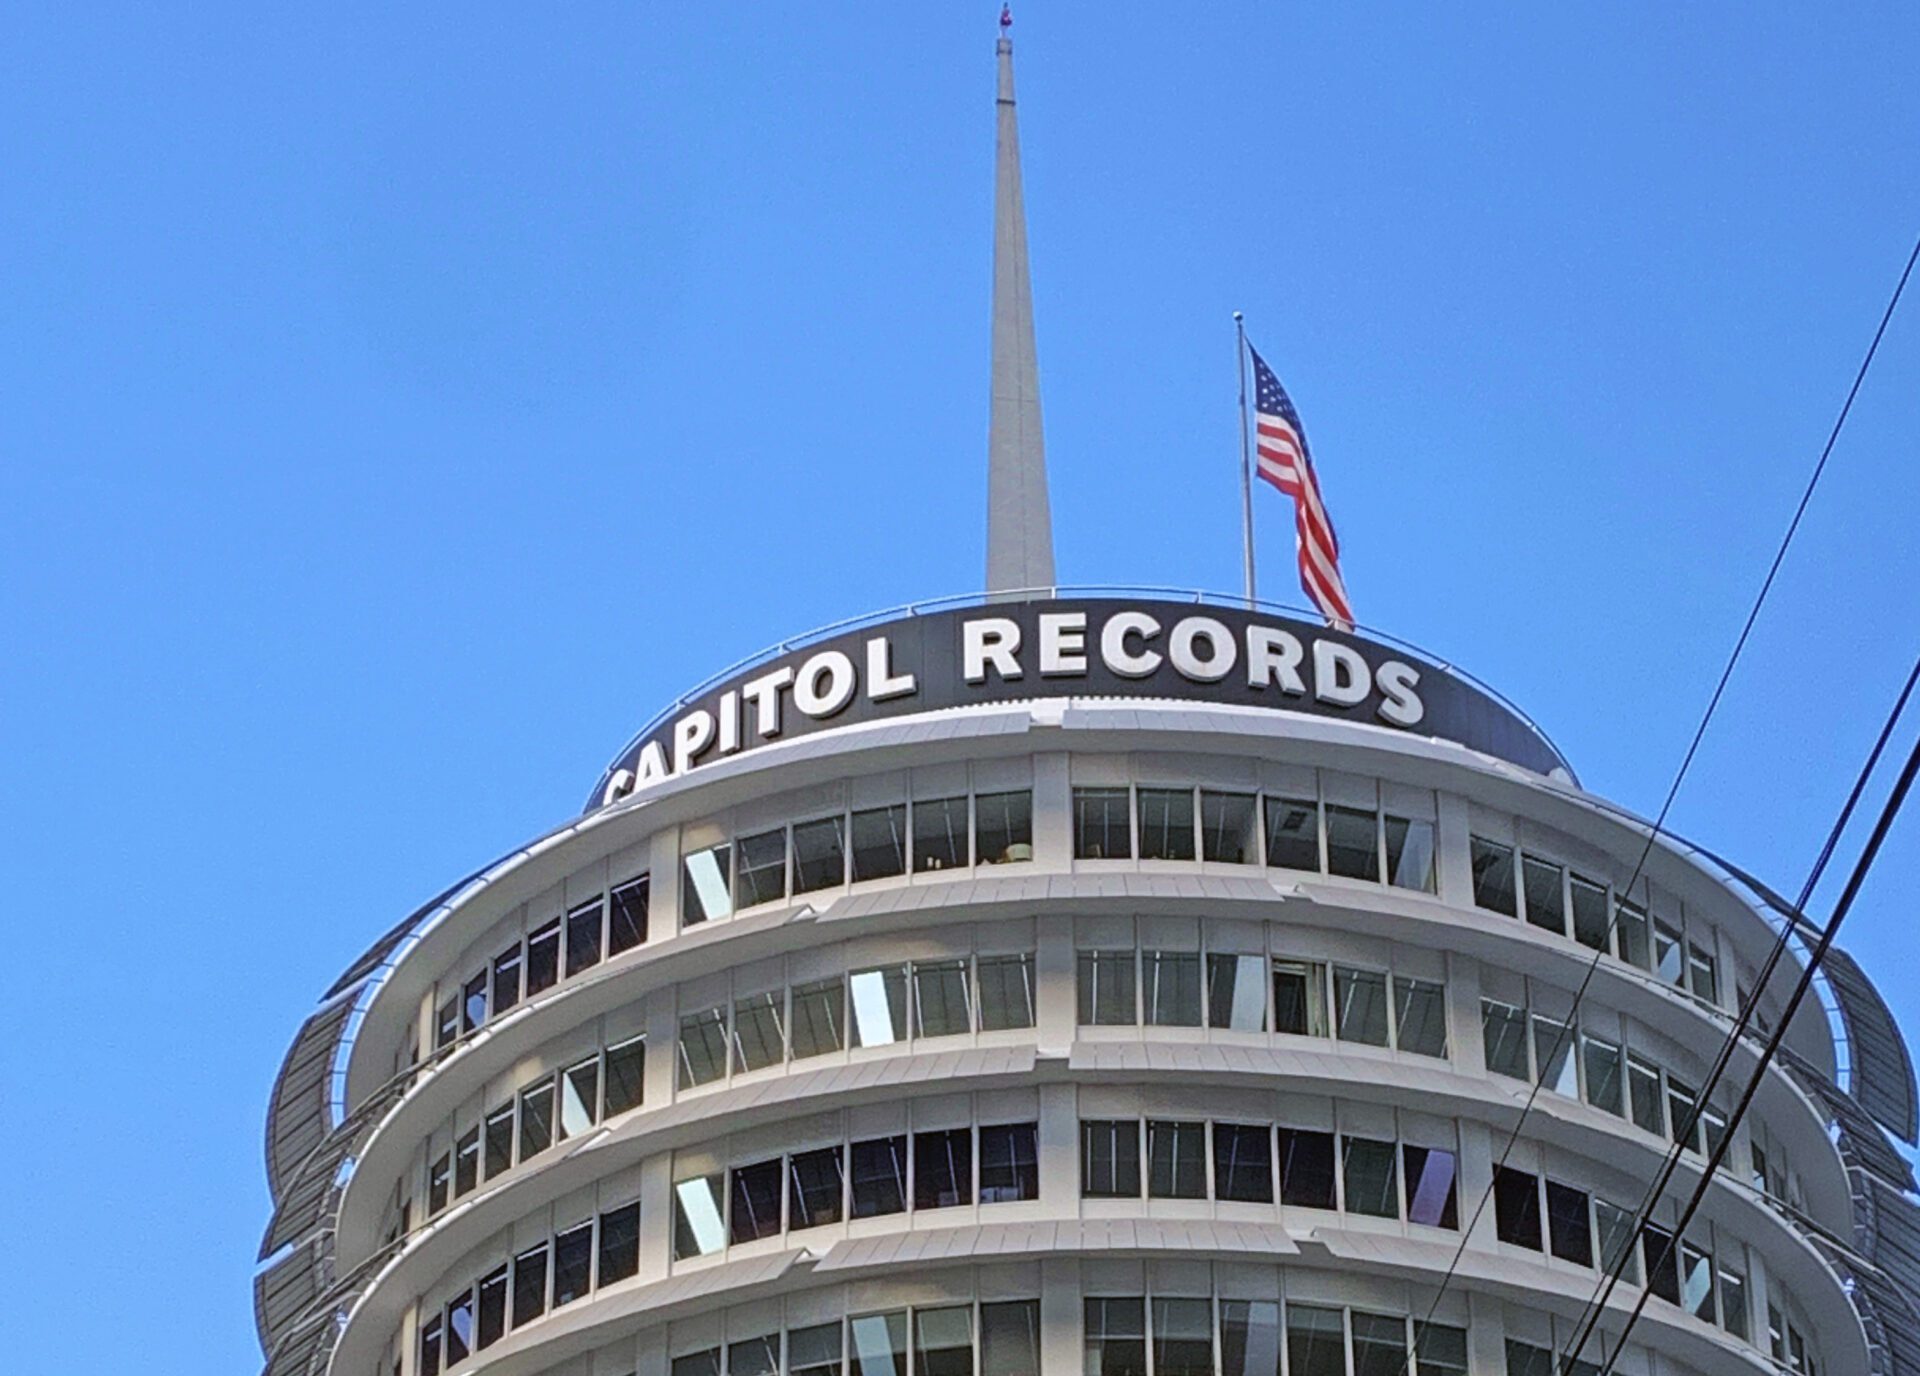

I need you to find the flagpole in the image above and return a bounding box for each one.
[1234,312,1256,607]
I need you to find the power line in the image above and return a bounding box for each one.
[1396,228,1920,1364]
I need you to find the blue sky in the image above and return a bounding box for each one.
[3,5,1918,1369]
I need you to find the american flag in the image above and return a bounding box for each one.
[1250,345,1353,630]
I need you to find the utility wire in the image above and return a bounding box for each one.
[1556,651,1920,1363]
[1582,727,1920,1375]
[1395,229,1920,1366]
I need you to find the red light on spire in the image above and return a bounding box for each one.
[1000,5,1012,30]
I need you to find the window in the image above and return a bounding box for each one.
[1641,1222,1681,1304]
[914,959,973,1038]
[1582,1034,1624,1116]
[1202,791,1259,863]
[609,874,648,955]
[981,1301,1041,1376]
[510,1244,547,1328]
[791,1323,844,1376]
[1085,1298,1147,1376]
[673,1174,726,1258]
[1209,953,1269,1031]
[674,1352,721,1376]
[1532,1016,1578,1097]
[793,816,847,893]
[454,1126,479,1196]
[1214,1121,1274,1202]
[1614,898,1651,969]
[436,999,458,1051]
[1403,1145,1459,1229]
[526,919,560,995]
[420,1316,442,1376]
[852,1313,908,1376]
[851,804,907,881]
[1503,1342,1551,1376]
[1265,796,1321,871]
[598,1201,640,1285]
[914,796,970,870]
[492,943,523,1015]
[1143,950,1203,1026]
[1681,1241,1716,1322]
[1138,787,1197,860]
[1079,950,1138,1025]
[1393,977,1447,1057]
[732,990,786,1074]
[565,898,603,977]
[1481,1000,1530,1080]
[790,976,846,1059]
[1278,1128,1336,1208]
[1522,857,1565,935]
[605,1035,646,1117]
[1493,1166,1542,1249]
[552,1221,592,1305]
[1628,1054,1665,1136]
[1701,1103,1729,1158]
[484,1105,514,1179]
[1471,837,1518,915]
[977,952,1036,1030]
[678,1007,729,1088]
[1386,815,1436,891]
[444,1289,473,1364]
[914,1126,972,1209]
[916,1307,974,1376]
[730,1157,784,1244]
[518,1079,554,1159]
[681,843,733,925]
[1594,1199,1639,1283]
[428,1151,450,1214]
[1335,966,1390,1046]
[1074,787,1133,859]
[851,1134,908,1217]
[1154,1298,1215,1376]
[1414,1325,1468,1376]
[559,1058,598,1140]
[1351,1312,1408,1376]
[1667,1078,1700,1152]
[1082,1120,1142,1197]
[1286,1305,1346,1376]
[980,1121,1039,1202]
[732,1335,779,1376]
[1689,943,1720,1006]
[735,828,788,908]
[789,1145,845,1228]
[462,971,488,1033]
[1654,919,1685,986]
[1220,1300,1282,1376]
[1720,1263,1750,1340]
[850,964,909,1047]
[1148,1119,1208,1198]
[976,790,1033,864]
[1343,1136,1399,1217]
[1273,959,1329,1036]
[1546,1179,1593,1265]
[1571,875,1609,951]
[1326,803,1382,880]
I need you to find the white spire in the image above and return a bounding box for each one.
[985,25,1056,596]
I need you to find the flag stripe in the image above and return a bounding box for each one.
[1248,343,1351,630]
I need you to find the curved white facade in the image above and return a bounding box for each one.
[254,594,1920,1376]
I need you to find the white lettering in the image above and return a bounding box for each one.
[1169,615,1236,682]
[1101,610,1163,678]
[1376,660,1425,726]
[1245,625,1308,693]
[673,709,716,775]
[865,636,917,701]
[1312,640,1371,706]
[717,690,741,753]
[600,768,635,808]
[964,618,1023,683]
[741,666,794,738]
[793,650,857,717]
[1039,612,1088,674]
[634,741,670,788]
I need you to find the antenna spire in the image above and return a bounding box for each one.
[985,10,1056,597]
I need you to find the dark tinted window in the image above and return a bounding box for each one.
[789,1145,845,1228]
[565,898,603,977]
[462,971,488,1033]
[525,920,560,995]
[1493,1167,1542,1249]
[1403,1145,1459,1229]
[1214,1122,1274,1202]
[1325,804,1381,880]
[444,1289,473,1363]
[1522,857,1565,936]
[1570,875,1609,951]
[608,875,648,955]
[1343,1136,1399,1217]
[510,1244,547,1328]
[734,829,788,907]
[977,952,1036,1030]
[428,1152,450,1214]
[476,1266,507,1350]
[484,1105,514,1179]
[436,999,458,1051]
[1074,788,1132,859]
[597,1202,640,1285]
[981,1300,1042,1376]
[1278,1128,1336,1209]
[420,1318,442,1376]
[1137,787,1196,860]
[792,815,847,893]
[730,1158,784,1244]
[1546,1179,1594,1266]
[1201,791,1258,863]
[979,1122,1039,1202]
[1142,950,1202,1026]
[851,1134,908,1217]
[914,1126,973,1209]
[913,796,970,871]
[604,1035,646,1117]
[492,944,523,1015]
[551,1222,592,1307]
[1085,1298,1147,1376]
[518,1079,554,1159]
[1471,838,1517,915]
[976,790,1033,865]
[1264,796,1320,871]
[1082,1119,1142,1197]
[1642,1223,1681,1304]
[1078,950,1137,1025]
[1148,1119,1208,1198]
[454,1126,479,1197]
[851,804,907,881]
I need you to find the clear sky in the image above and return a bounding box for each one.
[3,5,1918,1369]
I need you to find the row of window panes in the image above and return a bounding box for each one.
[1479,1000,1730,1159]
[1071,787,1435,893]
[1768,1300,1822,1376]
[1493,1165,1751,1343]
[1078,950,1447,1058]
[1079,1118,1459,1228]
[425,1036,646,1218]
[671,1301,1041,1376]
[1468,839,1722,1007]
[435,875,651,1050]
[683,791,1036,926]
[680,954,1036,1089]
[418,1201,639,1374]
[673,1122,1039,1259]
[1084,1296,1466,1376]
